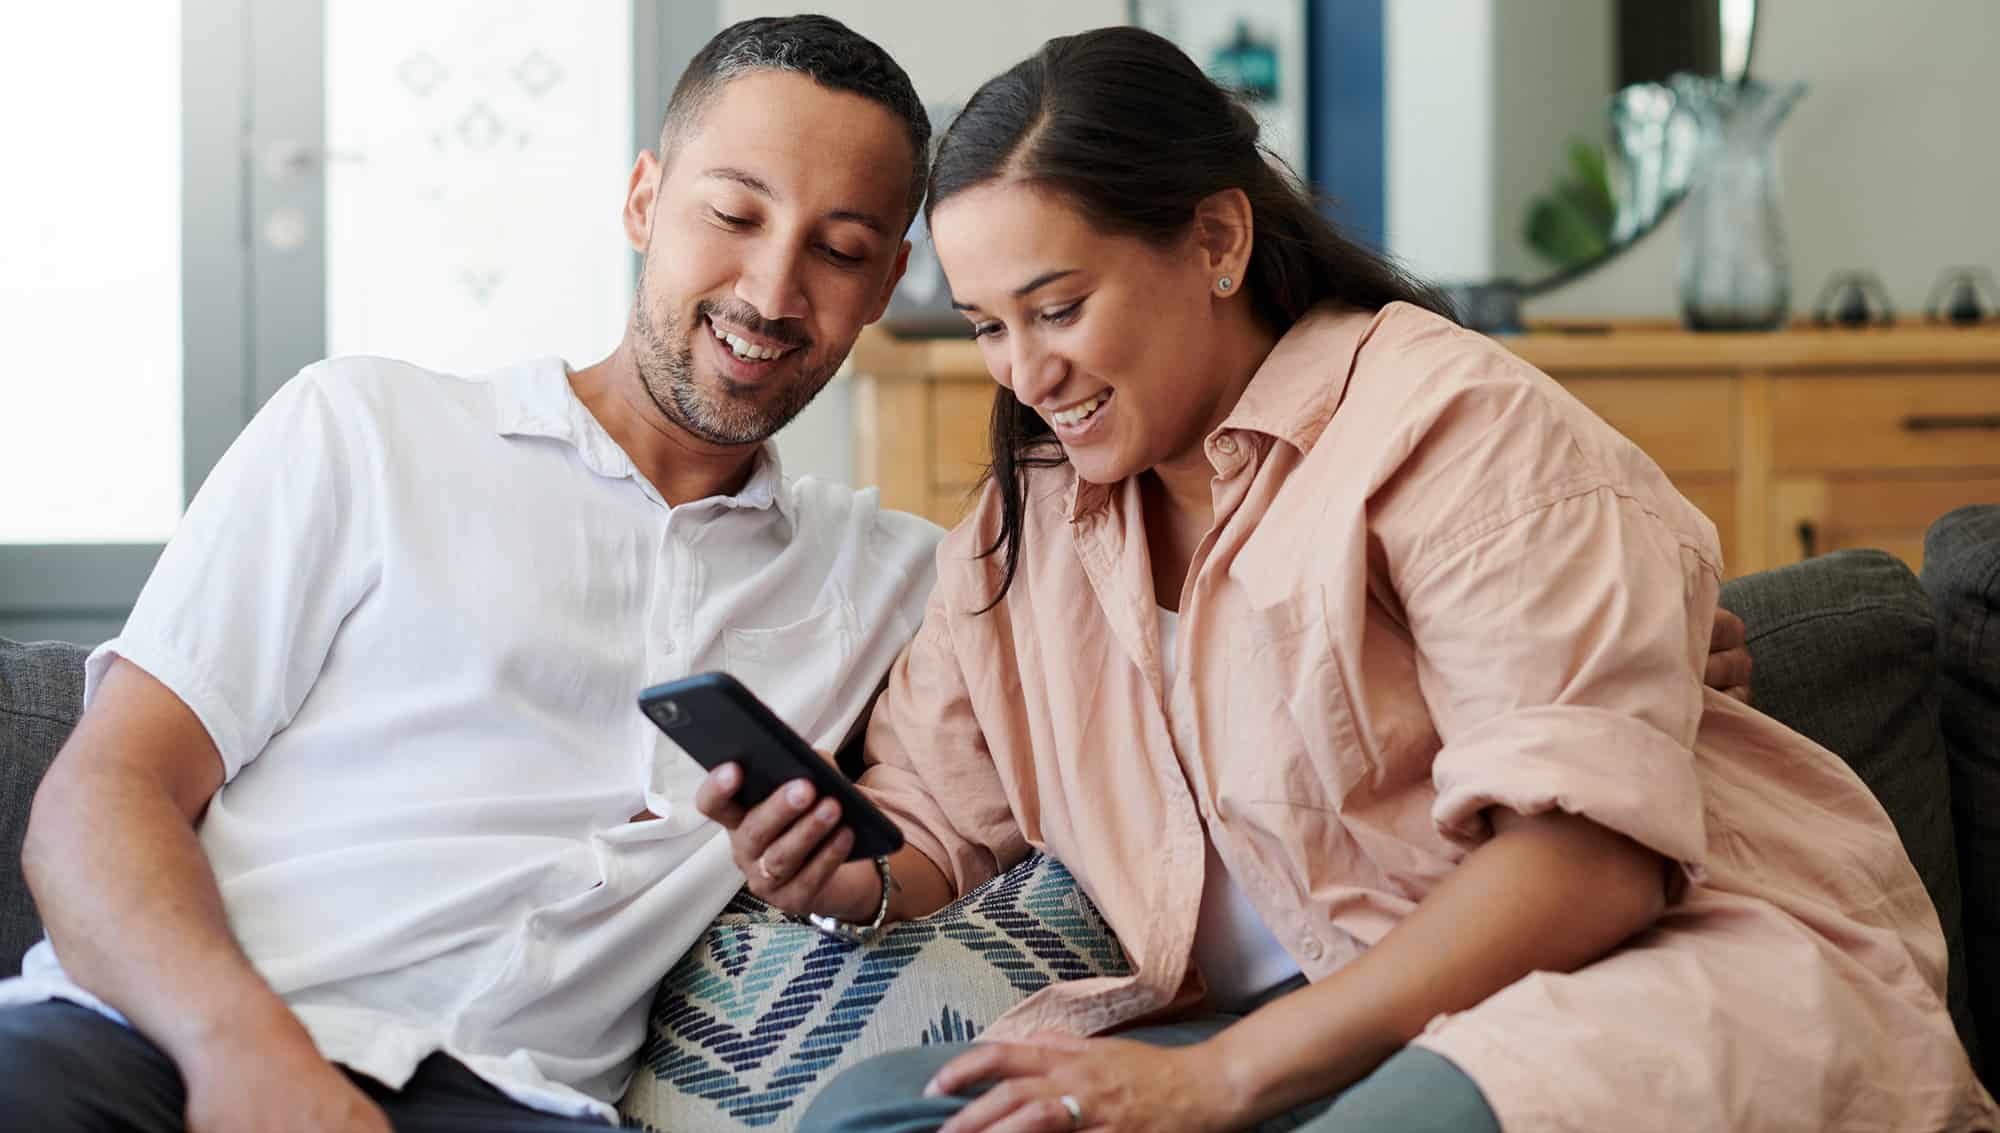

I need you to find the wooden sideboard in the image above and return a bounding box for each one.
[851,323,2000,577]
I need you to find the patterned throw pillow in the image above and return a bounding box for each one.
[618,854,1127,1132]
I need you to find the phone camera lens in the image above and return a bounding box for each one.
[657,700,686,727]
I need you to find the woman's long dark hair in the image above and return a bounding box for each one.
[926,26,1453,610]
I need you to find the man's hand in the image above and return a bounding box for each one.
[1707,607,1753,704]
[181,1019,390,1133]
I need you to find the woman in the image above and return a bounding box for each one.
[696,27,1993,1132]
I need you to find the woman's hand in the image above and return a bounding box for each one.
[926,1035,1238,1133]
[693,764,883,921]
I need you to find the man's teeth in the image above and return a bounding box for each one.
[709,320,791,361]
[1050,391,1109,427]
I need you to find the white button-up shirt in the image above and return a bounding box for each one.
[0,355,941,1121]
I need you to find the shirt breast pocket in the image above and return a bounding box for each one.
[1221,586,1372,812]
[721,594,858,743]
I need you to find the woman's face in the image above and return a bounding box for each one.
[930,181,1237,486]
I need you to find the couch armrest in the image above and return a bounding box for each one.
[0,639,89,976]
[1924,504,2000,1086]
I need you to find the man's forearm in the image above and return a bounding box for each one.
[24,761,316,1067]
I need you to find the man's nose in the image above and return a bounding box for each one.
[734,240,810,323]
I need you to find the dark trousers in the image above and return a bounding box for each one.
[0,1000,619,1131]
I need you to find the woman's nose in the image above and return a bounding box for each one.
[1006,337,1066,407]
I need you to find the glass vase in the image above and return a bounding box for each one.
[1672,75,1807,331]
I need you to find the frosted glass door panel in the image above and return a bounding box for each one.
[326,2,635,376]
[0,6,183,544]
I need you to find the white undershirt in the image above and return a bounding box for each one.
[1157,606,1304,1013]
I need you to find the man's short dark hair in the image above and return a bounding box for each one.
[662,15,931,221]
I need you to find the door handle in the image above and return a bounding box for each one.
[260,140,366,183]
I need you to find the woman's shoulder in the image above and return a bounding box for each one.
[1330,302,1718,575]
[1331,301,1596,457]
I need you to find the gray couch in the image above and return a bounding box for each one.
[4,508,1996,1091]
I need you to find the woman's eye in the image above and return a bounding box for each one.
[711,209,750,226]
[970,322,1003,340]
[1041,300,1082,325]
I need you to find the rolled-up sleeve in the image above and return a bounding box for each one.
[859,575,1029,900]
[1401,483,1714,886]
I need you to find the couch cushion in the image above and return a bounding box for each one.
[1924,504,2000,1086]
[1720,549,1975,1063]
[0,638,89,975]
[620,853,1127,1132]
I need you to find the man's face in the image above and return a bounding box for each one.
[624,71,914,446]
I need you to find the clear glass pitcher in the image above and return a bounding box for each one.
[1671,75,1807,331]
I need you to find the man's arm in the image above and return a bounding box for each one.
[23,658,388,1133]
[1707,607,1752,703]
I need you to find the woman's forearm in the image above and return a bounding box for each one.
[1204,810,1668,1129]
[816,843,955,924]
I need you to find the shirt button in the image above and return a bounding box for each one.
[1300,935,1325,962]
[1212,434,1239,456]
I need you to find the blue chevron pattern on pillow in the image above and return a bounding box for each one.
[618,853,1127,1132]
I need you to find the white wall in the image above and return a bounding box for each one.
[720,1,1128,482]
[1384,0,1496,282]
[1528,0,2000,320]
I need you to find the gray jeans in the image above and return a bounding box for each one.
[0,1000,617,1131]
[801,979,1499,1133]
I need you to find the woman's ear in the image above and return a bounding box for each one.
[1192,188,1254,297]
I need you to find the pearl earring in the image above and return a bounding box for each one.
[1217,276,1233,293]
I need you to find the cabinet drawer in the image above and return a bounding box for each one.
[1771,374,2000,472]
[933,382,996,487]
[1773,474,2000,571]
[1559,376,1736,474]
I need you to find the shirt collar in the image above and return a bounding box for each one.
[1062,303,1387,524]
[1216,302,1383,455]
[488,356,792,520]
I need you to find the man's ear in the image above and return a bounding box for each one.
[864,240,913,324]
[623,150,663,253]
[1192,187,1254,292]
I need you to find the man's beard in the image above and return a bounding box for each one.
[630,270,835,446]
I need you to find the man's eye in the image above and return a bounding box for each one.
[824,245,864,266]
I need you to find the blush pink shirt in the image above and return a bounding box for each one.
[859,302,1995,1130]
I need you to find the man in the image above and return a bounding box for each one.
[0,16,940,1132]
[0,13,1756,1132]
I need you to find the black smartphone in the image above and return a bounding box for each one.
[638,671,904,861]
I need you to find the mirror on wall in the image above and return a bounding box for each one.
[1387,0,1758,307]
